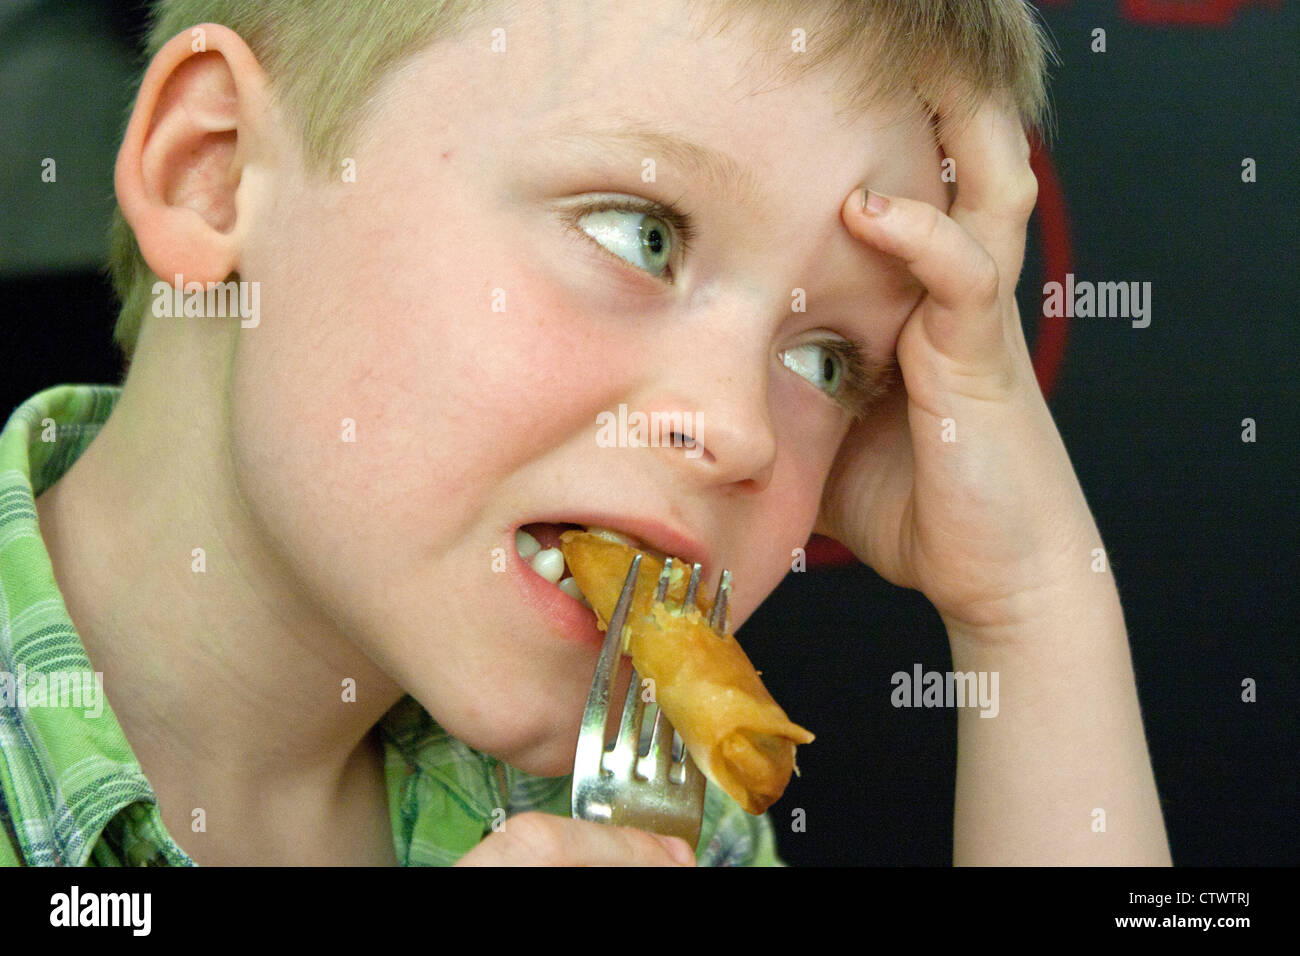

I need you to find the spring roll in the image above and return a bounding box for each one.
[559,530,814,814]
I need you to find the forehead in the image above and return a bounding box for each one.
[419,0,941,194]
[371,0,945,299]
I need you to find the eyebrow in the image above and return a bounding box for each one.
[538,121,766,206]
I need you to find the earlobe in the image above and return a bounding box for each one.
[115,23,271,288]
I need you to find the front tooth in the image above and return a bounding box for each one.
[584,525,673,566]
[531,547,565,584]
[515,529,541,559]
[584,526,639,548]
[557,576,591,607]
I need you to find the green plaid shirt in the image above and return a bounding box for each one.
[0,385,782,866]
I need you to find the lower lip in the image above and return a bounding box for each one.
[509,537,606,646]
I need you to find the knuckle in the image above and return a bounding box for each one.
[1010,169,1039,217]
[910,201,946,259]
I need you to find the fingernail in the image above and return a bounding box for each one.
[655,835,697,866]
[862,188,889,215]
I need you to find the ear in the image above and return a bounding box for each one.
[115,23,273,287]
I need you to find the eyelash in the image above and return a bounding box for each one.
[566,196,883,418]
[813,339,892,420]
[566,195,695,283]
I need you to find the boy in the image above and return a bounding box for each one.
[0,0,1171,865]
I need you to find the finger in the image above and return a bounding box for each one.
[507,814,695,866]
[933,90,1034,212]
[842,188,1004,369]
[561,821,695,866]
[933,91,1038,280]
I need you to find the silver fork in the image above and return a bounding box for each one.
[571,553,732,846]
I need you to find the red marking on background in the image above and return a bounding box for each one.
[1033,0,1282,23]
[803,536,856,567]
[1029,136,1073,399]
[1121,0,1282,26]
[807,138,1076,568]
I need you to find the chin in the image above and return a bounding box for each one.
[506,747,576,779]
[488,722,583,778]
[438,706,582,779]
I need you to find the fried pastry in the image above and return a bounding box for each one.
[559,530,814,814]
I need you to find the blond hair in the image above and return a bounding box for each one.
[108,0,1053,362]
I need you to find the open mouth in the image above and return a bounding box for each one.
[515,522,672,608]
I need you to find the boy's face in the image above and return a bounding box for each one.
[228,0,947,775]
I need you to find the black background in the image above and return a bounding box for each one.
[1,0,1296,866]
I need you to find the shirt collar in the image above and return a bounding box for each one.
[0,384,194,865]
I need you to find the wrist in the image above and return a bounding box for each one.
[941,567,1126,658]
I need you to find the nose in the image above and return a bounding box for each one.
[640,344,779,493]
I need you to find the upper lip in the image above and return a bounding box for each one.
[522,512,712,577]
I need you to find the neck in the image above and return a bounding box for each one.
[34,316,404,854]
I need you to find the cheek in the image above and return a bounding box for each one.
[770,370,851,473]
[226,158,643,577]
[718,388,846,622]
[728,473,822,628]
[228,210,438,530]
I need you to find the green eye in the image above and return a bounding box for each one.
[577,206,674,278]
[780,342,845,396]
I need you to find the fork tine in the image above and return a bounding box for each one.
[642,706,676,782]
[678,743,706,792]
[654,557,674,601]
[608,664,646,775]
[708,569,732,633]
[573,554,641,782]
[645,559,704,797]
[682,562,702,610]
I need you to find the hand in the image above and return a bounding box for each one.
[453,812,697,866]
[815,93,1106,637]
